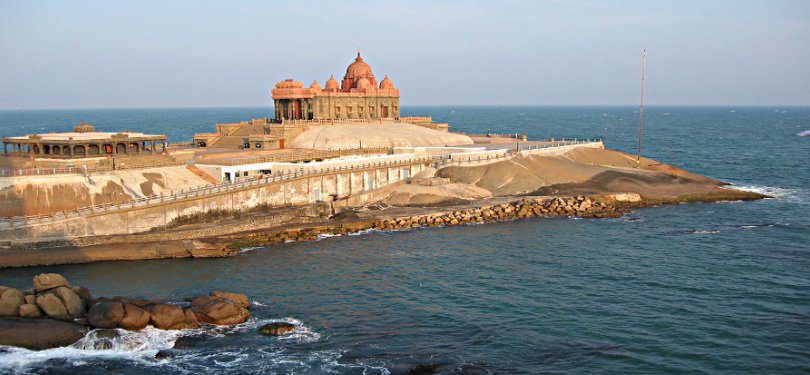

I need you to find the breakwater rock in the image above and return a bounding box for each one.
[229,194,634,248]
[0,273,252,350]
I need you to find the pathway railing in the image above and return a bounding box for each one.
[0,138,602,229]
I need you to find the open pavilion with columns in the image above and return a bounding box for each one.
[2,123,167,159]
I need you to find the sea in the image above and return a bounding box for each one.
[0,106,808,374]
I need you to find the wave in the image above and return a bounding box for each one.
[731,184,806,202]
[0,317,326,374]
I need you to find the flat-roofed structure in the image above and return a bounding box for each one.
[2,123,167,158]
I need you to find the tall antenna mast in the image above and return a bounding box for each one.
[636,48,647,168]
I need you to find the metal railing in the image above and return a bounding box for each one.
[0,138,602,229]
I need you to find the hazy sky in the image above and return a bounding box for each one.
[1,0,808,109]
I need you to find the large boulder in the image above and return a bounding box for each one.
[87,301,125,328]
[53,286,86,318]
[148,304,186,330]
[19,304,43,318]
[72,286,93,308]
[32,273,69,292]
[119,304,151,331]
[0,288,25,317]
[35,293,71,321]
[0,317,88,350]
[192,299,250,325]
[209,292,250,309]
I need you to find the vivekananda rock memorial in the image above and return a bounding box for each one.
[193,52,472,150]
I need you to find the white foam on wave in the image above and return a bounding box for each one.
[731,184,806,202]
[239,246,264,254]
[0,326,195,373]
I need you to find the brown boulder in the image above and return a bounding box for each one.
[186,296,219,308]
[192,299,250,325]
[0,317,88,350]
[148,304,186,330]
[53,286,86,318]
[209,292,250,308]
[0,288,25,317]
[72,286,93,305]
[170,309,200,330]
[258,322,296,336]
[24,295,36,305]
[19,303,43,318]
[36,293,71,321]
[87,301,125,328]
[119,304,151,331]
[32,273,69,292]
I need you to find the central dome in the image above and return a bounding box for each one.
[345,52,374,79]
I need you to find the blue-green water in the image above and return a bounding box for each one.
[0,106,809,374]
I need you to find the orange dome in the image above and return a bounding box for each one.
[379,75,394,89]
[325,75,339,90]
[344,52,374,79]
[354,77,371,89]
[310,80,322,91]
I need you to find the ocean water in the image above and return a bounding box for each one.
[0,106,808,374]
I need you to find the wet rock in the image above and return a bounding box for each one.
[19,303,43,318]
[87,301,125,328]
[258,322,296,336]
[173,309,200,330]
[0,288,25,317]
[119,304,151,331]
[0,317,88,350]
[36,293,71,321]
[53,286,86,318]
[154,350,172,360]
[192,299,250,325]
[32,273,69,292]
[209,291,250,308]
[148,304,186,330]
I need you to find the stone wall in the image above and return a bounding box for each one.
[1,163,428,243]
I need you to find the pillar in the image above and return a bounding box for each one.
[151,141,156,154]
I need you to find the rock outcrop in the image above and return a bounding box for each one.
[1,273,254,350]
[258,322,296,336]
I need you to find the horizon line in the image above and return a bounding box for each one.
[2,104,808,111]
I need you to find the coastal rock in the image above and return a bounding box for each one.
[186,296,218,308]
[32,273,69,292]
[209,291,250,308]
[53,286,86,318]
[72,286,93,307]
[24,294,36,305]
[119,304,151,331]
[0,288,25,317]
[148,304,184,329]
[36,293,71,321]
[258,322,295,336]
[19,303,43,318]
[0,317,88,350]
[175,309,200,330]
[87,301,125,328]
[192,299,250,325]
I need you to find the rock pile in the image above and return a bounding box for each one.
[233,195,623,248]
[0,273,253,350]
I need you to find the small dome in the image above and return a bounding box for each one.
[379,75,394,89]
[73,122,95,133]
[310,80,322,91]
[275,79,303,89]
[325,75,339,90]
[344,52,374,79]
[354,77,371,89]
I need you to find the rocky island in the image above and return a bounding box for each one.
[0,53,766,270]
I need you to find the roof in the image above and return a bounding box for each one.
[4,131,166,142]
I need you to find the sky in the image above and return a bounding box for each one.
[0,0,808,109]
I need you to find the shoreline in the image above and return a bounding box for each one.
[0,188,767,268]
